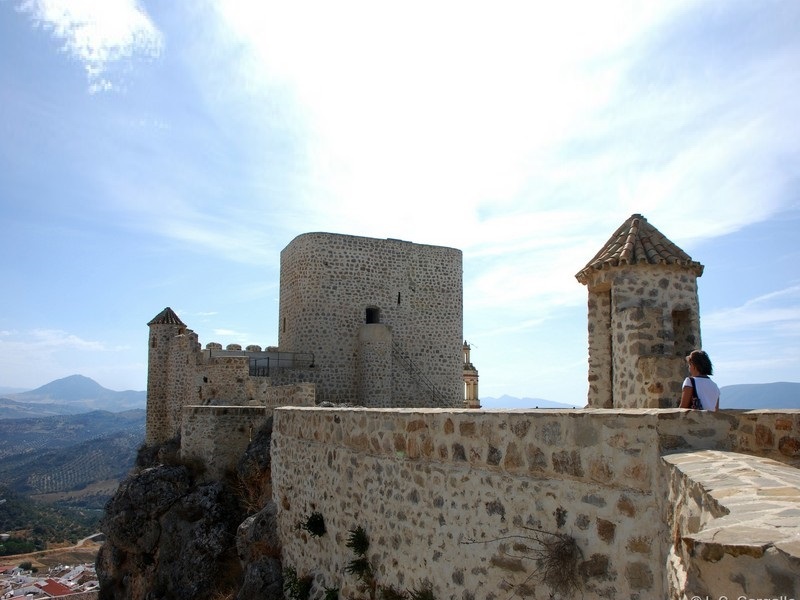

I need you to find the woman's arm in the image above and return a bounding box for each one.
[679,385,693,408]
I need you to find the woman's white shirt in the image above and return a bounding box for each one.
[683,376,720,410]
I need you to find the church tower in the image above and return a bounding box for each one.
[462,341,480,409]
[575,214,704,408]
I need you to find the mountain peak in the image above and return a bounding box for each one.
[24,374,107,401]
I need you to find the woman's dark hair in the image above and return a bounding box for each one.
[687,350,713,376]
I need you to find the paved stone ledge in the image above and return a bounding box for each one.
[664,450,800,598]
[665,450,800,557]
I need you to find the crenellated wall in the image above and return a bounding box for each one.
[270,407,800,599]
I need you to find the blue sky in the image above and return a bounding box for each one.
[1,1,798,407]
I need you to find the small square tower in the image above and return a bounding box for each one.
[576,214,704,408]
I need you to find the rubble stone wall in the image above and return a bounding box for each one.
[278,233,463,407]
[146,328,199,446]
[180,385,315,479]
[664,450,800,599]
[583,264,701,409]
[270,408,800,599]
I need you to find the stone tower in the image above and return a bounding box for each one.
[575,214,704,408]
[145,307,198,445]
[462,341,480,409]
[278,233,463,407]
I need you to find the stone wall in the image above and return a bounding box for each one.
[146,327,199,446]
[180,385,315,480]
[664,450,800,599]
[196,354,259,406]
[278,233,463,407]
[582,264,701,409]
[270,407,800,599]
[181,406,273,480]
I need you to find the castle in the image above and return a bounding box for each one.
[144,216,800,599]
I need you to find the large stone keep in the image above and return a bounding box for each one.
[278,232,463,407]
[576,214,704,408]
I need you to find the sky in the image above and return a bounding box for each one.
[1,0,798,407]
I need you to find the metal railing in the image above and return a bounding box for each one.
[248,352,315,377]
[391,340,447,404]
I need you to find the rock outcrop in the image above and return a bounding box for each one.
[97,419,281,600]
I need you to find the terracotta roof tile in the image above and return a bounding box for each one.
[36,578,73,597]
[575,213,703,284]
[147,307,186,327]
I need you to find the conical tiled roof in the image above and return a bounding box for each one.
[575,214,703,284]
[147,307,186,327]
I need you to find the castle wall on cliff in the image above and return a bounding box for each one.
[145,232,464,450]
[140,217,800,599]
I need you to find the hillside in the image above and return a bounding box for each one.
[0,397,83,419]
[0,485,100,554]
[719,382,800,409]
[0,410,145,504]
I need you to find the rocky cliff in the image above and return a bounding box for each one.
[97,419,283,600]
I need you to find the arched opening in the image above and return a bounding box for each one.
[366,307,380,324]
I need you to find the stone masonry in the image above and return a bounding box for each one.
[142,219,800,599]
[576,214,705,408]
[145,232,465,459]
[278,232,463,407]
[272,407,800,599]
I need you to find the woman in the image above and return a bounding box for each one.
[679,349,720,411]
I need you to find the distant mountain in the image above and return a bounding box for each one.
[481,395,580,409]
[1,375,146,416]
[718,382,799,409]
[482,382,799,410]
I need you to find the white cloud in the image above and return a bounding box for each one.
[704,285,800,334]
[17,0,163,92]
[0,329,126,388]
[203,0,799,259]
[211,329,249,339]
[209,2,690,236]
[28,328,108,351]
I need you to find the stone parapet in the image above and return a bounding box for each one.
[664,450,800,599]
[271,408,800,599]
